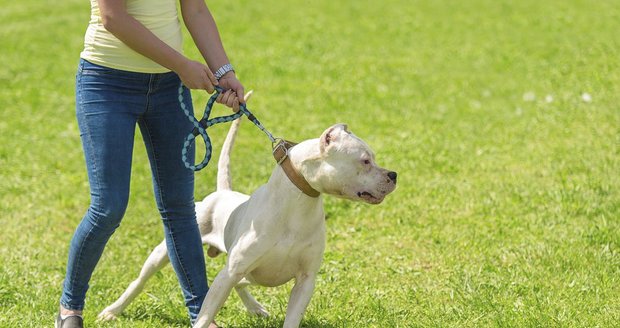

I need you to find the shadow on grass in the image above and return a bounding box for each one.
[224,316,341,328]
[105,310,189,327]
[110,312,340,328]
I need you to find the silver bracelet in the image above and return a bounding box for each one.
[214,63,234,80]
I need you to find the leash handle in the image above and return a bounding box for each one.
[179,83,276,171]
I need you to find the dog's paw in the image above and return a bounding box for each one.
[248,306,270,317]
[97,308,119,321]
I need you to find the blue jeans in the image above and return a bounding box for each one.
[60,59,207,323]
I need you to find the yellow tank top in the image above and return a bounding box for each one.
[80,0,183,73]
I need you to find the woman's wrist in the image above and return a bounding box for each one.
[170,54,191,75]
[214,63,235,80]
[219,70,236,81]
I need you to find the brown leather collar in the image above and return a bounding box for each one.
[272,140,320,198]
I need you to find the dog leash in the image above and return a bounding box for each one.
[178,83,278,171]
[178,83,320,197]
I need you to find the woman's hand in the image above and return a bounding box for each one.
[216,72,245,112]
[176,59,219,93]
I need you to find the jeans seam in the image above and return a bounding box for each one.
[66,216,97,311]
[169,230,197,306]
[77,72,102,192]
[145,74,154,114]
[139,119,166,212]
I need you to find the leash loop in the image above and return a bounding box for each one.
[179,83,277,171]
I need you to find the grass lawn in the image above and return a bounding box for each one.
[1,0,619,327]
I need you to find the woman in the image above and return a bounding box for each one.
[57,0,243,327]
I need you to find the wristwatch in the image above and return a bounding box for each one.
[214,63,234,80]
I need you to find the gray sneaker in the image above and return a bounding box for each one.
[55,314,83,328]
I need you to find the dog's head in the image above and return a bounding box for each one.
[305,124,397,204]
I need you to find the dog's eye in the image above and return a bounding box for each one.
[363,159,371,165]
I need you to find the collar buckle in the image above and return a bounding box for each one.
[272,139,289,165]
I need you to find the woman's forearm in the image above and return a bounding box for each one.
[180,0,232,73]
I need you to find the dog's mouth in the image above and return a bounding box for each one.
[357,191,383,204]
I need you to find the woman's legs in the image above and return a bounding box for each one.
[60,60,208,324]
[138,73,207,324]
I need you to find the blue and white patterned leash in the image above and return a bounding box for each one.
[178,83,278,171]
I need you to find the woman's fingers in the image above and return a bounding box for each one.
[215,90,239,112]
[232,98,240,112]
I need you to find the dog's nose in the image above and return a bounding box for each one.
[387,171,397,183]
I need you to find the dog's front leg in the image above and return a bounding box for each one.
[283,273,317,328]
[193,267,244,328]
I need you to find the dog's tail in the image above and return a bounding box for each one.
[217,91,253,191]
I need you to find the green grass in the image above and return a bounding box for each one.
[1,0,619,327]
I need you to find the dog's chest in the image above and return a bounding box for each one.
[247,222,325,287]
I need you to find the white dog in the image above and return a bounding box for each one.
[98,97,397,327]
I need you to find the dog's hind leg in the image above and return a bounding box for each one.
[98,240,170,321]
[234,279,270,317]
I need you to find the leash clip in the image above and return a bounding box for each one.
[272,139,289,165]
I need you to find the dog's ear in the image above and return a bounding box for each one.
[320,123,349,153]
